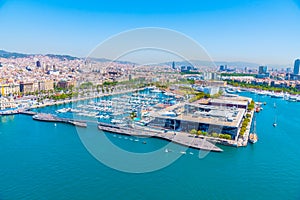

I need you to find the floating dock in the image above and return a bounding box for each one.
[97,122,223,152]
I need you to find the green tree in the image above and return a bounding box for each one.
[211,132,219,138]
[197,130,202,136]
[202,131,208,136]
[190,129,197,135]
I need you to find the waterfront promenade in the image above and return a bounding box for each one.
[0,88,144,116]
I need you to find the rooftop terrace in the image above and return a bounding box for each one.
[150,99,247,128]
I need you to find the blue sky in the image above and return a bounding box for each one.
[0,0,299,65]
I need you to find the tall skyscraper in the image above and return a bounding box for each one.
[293,59,300,75]
[258,66,268,74]
[172,61,175,70]
[219,65,225,71]
[36,60,41,67]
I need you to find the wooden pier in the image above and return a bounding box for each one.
[97,122,223,152]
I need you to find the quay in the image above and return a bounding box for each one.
[19,110,37,116]
[0,109,20,115]
[97,122,223,152]
[32,113,87,128]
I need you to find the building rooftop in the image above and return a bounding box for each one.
[151,102,246,128]
[209,98,249,107]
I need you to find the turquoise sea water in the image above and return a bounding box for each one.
[0,92,300,200]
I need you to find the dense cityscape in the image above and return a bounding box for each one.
[0,51,299,109]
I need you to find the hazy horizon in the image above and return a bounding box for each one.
[1,0,300,65]
[0,48,295,69]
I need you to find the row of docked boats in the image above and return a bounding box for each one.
[249,89,300,101]
[227,87,300,102]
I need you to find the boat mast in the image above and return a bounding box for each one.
[253,114,256,134]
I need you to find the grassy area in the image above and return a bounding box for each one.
[248,100,255,111]
[188,92,210,102]
[239,114,251,136]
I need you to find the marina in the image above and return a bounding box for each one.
[0,83,294,151]
[1,87,258,149]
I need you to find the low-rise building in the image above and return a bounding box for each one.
[38,80,54,91]
[20,82,34,94]
[56,80,76,89]
[0,84,20,96]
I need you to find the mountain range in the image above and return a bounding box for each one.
[0,50,78,60]
[0,49,286,69]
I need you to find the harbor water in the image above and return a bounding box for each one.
[0,92,300,199]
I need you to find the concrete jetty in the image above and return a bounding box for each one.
[19,110,38,116]
[32,113,87,128]
[0,109,37,116]
[97,122,223,152]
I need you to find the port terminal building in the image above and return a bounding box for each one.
[148,96,251,140]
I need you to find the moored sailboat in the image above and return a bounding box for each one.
[249,115,258,144]
[273,102,277,127]
[273,115,277,127]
